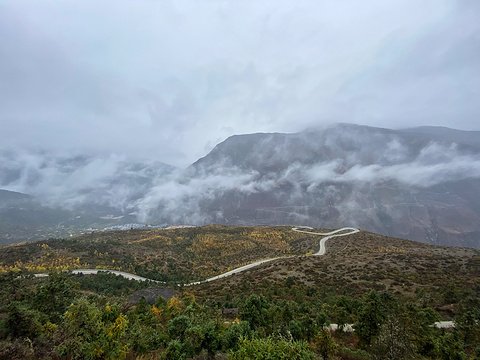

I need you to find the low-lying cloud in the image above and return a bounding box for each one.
[135,137,480,224]
[0,150,173,212]
[2,128,480,228]
[304,143,480,188]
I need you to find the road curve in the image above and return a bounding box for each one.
[73,269,157,282]
[32,226,454,329]
[186,226,359,285]
[33,269,161,283]
[291,226,359,255]
[34,226,359,286]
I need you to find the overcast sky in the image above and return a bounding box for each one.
[1,0,479,167]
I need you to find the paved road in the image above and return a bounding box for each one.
[72,269,160,282]
[186,226,360,285]
[32,226,455,329]
[291,226,360,255]
[435,321,454,328]
[327,321,454,332]
[33,226,359,286]
[34,269,161,283]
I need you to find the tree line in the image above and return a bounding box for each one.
[1,270,480,359]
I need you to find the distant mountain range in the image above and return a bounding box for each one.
[138,124,480,248]
[0,155,175,244]
[1,124,480,248]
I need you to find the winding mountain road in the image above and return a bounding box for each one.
[291,226,359,255]
[34,226,358,285]
[187,226,359,285]
[32,225,453,328]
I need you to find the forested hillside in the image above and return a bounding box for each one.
[0,226,314,283]
[1,226,479,359]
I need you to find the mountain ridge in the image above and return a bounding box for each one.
[1,123,480,248]
[143,123,480,248]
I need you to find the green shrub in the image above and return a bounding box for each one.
[228,337,315,360]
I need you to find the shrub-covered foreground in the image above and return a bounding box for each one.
[1,271,480,359]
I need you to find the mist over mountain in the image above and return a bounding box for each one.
[1,124,479,248]
[137,124,480,248]
[0,152,176,243]
[0,151,175,214]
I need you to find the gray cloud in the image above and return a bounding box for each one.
[135,133,480,225]
[0,150,174,211]
[2,125,480,231]
[1,1,479,167]
[136,168,269,224]
[304,147,480,188]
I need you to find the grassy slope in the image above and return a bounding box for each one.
[187,230,480,318]
[0,225,318,282]
[0,225,478,311]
